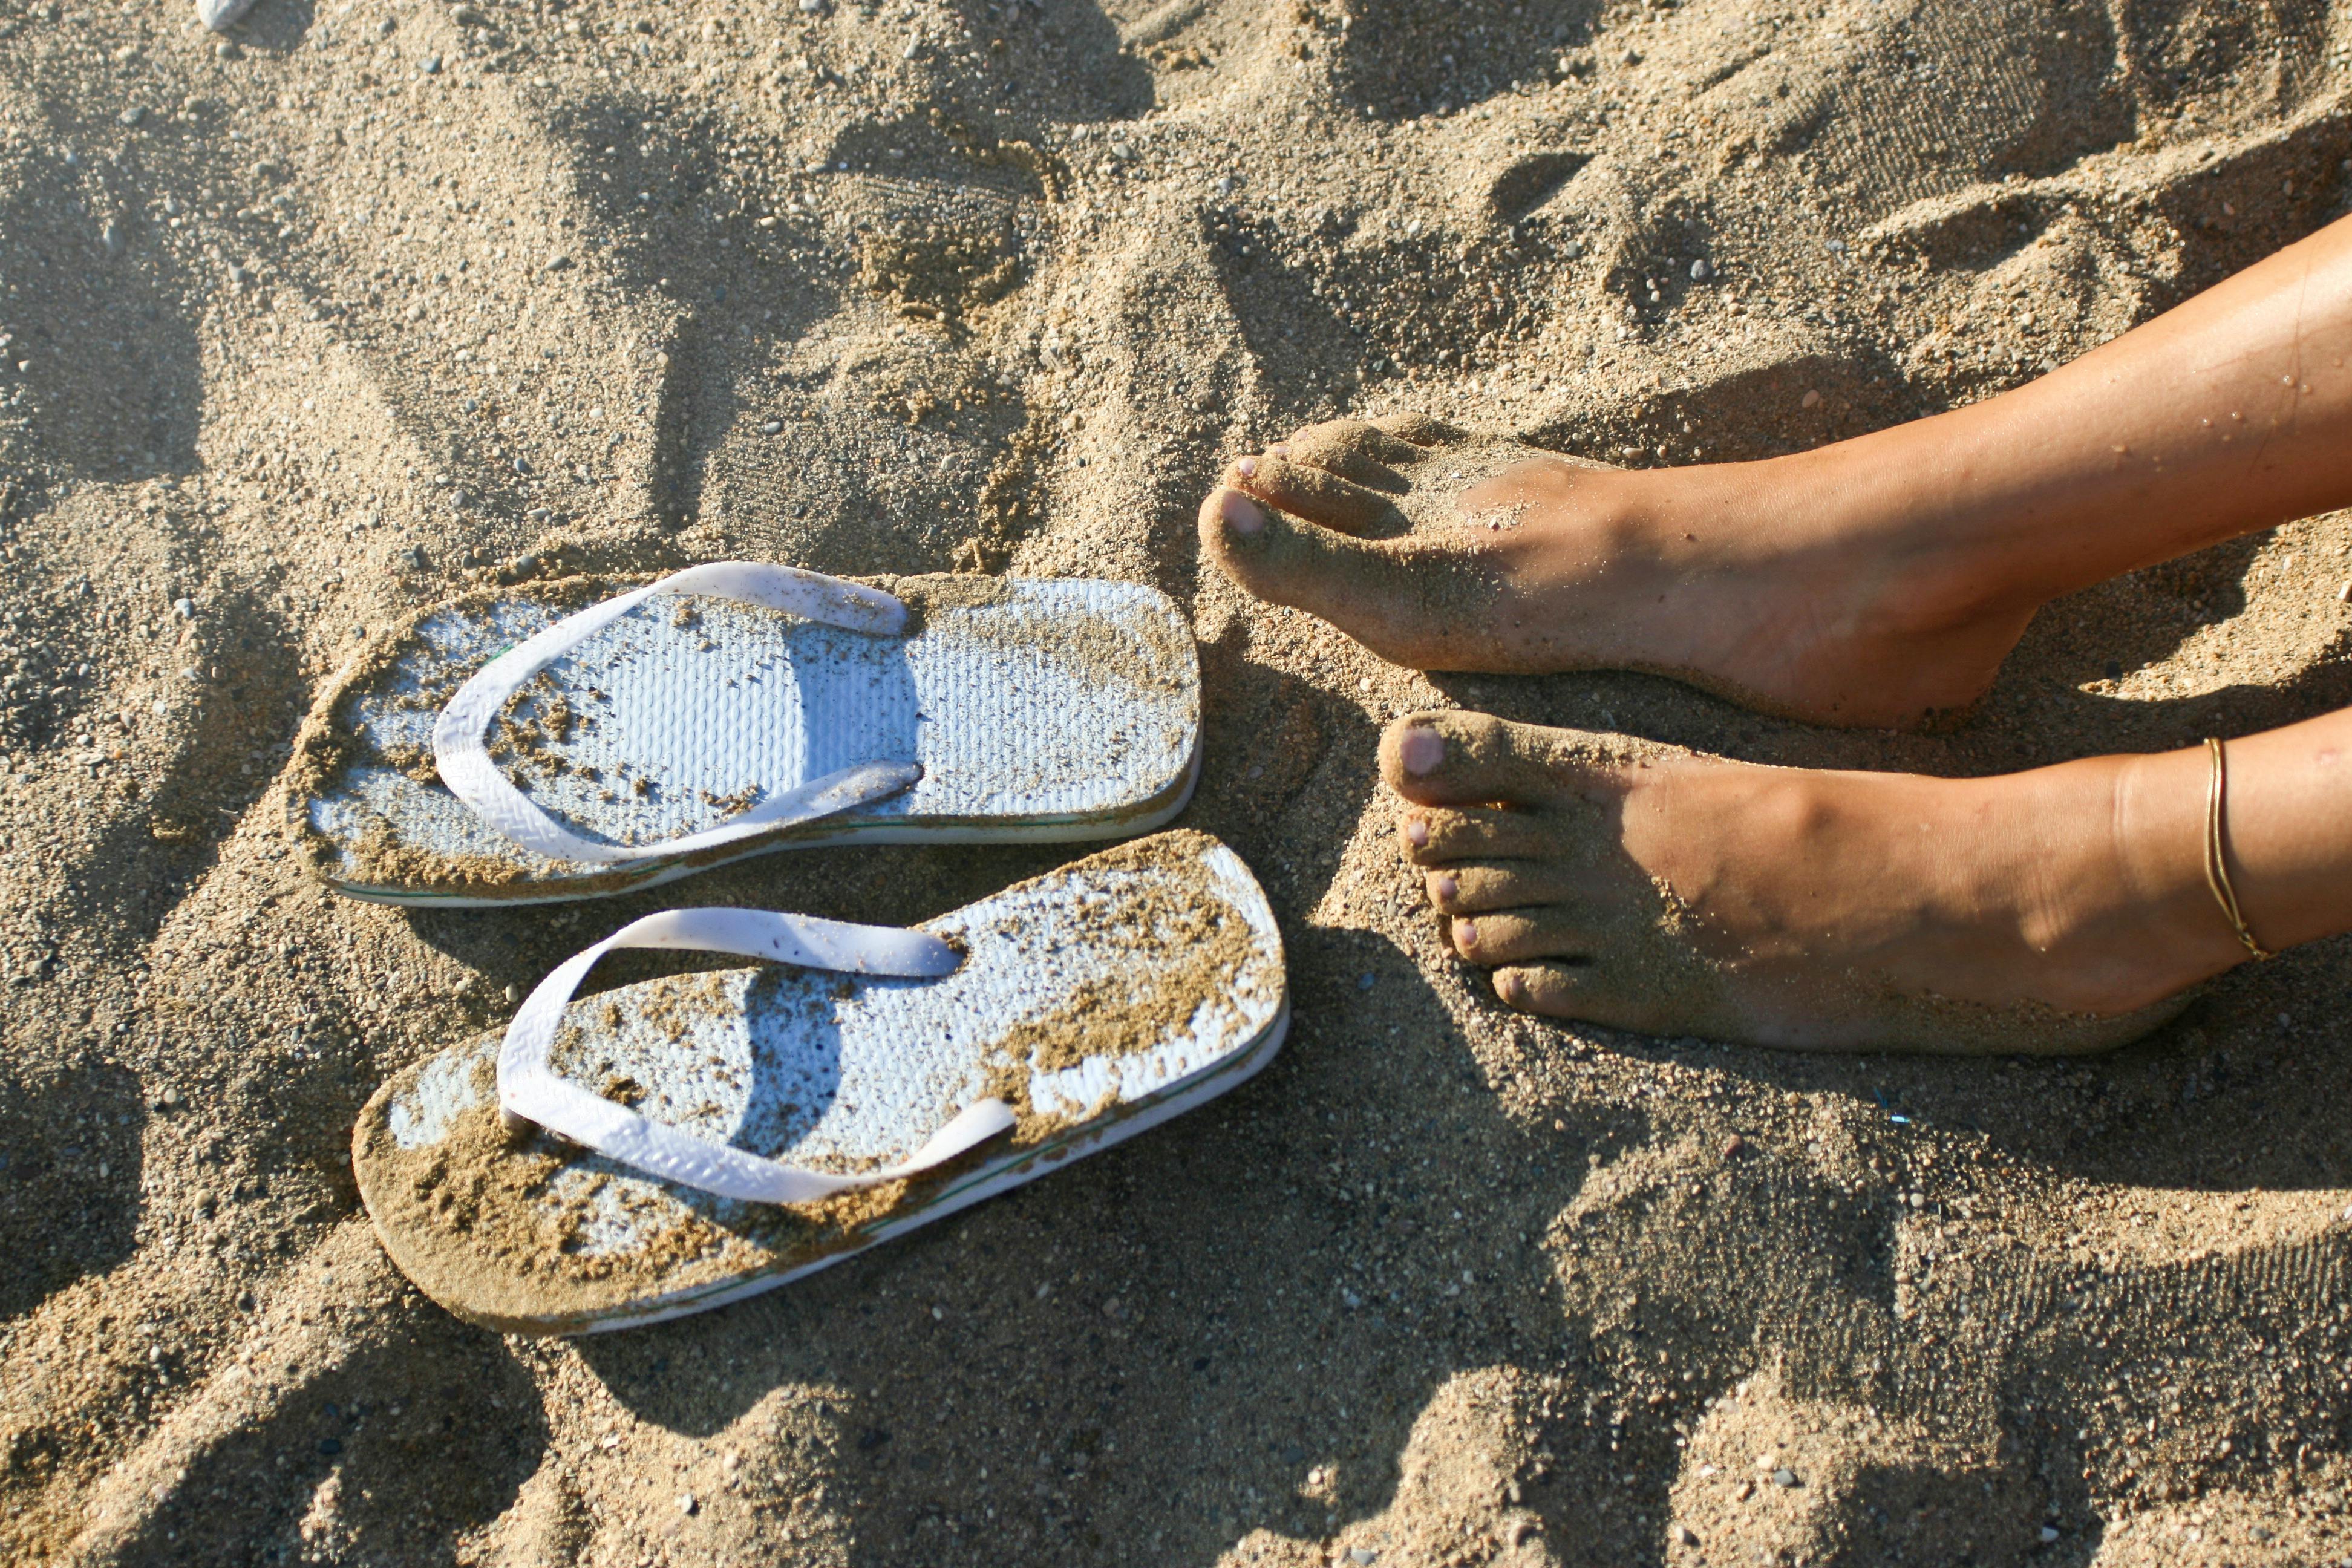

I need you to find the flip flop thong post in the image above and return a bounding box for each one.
[289,564,1200,906]
[353,831,1288,1334]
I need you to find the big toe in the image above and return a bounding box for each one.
[1200,486,1448,656]
[1380,710,1630,809]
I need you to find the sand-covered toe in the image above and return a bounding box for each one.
[353,831,1287,1335]
[290,570,1200,906]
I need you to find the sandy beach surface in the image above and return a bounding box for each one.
[4,0,2352,1563]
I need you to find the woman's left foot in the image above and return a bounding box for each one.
[1384,710,2251,1053]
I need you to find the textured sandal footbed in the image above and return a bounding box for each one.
[353,834,1286,1334]
[298,577,1199,904]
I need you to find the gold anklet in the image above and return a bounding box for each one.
[2203,737,2273,961]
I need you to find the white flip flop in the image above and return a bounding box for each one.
[289,564,1200,906]
[352,831,1288,1334]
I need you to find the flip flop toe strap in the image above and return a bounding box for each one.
[498,907,1018,1205]
[434,562,918,866]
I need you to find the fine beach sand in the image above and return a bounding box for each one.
[4,0,2352,1563]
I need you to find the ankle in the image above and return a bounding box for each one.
[2108,751,2261,988]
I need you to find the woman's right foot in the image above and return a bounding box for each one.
[1197,414,2049,730]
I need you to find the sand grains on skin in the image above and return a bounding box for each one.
[9,0,2352,1556]
[1383,710,2193,1053]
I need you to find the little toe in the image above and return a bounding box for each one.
[1382,710,1622,810]
[1232,454,1403,534]
[1492,963,1674,1032]
[1368,411,1466,447]
[1397,806,1557,866]
[1283,419,1423,488]
[1448,907,1588,967]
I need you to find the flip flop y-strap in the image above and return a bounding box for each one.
[433,562,918,866]
[498,907,1019,1204]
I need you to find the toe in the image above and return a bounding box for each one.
[1381,710,1627,810]
[1283,419,1423,488]
[1493,962,1675,1031]
[1368,411,1466,446]
[1425,860,1587,915]
[1397,805,1556,866]
[1448,906,1589,966]
[1232,454,1403,534]
[1200,485,1434,640]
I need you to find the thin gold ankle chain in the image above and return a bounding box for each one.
[2203,737,2273,962]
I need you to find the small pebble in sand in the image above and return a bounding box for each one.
[214,39,237,59]
[1800,389,1821,408]
[1689,258,1711,281]
[1672,1523,1697,1546]
[677,1492,696,1514]
[761,419,783,434]
[420,55,442,74]
[117,106,144,127]
[2040,1526,2061,1543]
[1772,1468,1798,1488]
[2336,580,2349,603]
[1347,1549,1377,1566]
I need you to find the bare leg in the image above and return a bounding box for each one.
[1383,705,2352,1052]
[1203,213,2352,728]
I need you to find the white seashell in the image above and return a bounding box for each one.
[196,0,263,34]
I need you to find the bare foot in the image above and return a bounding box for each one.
[1382,710,2254,1053]
[1198,415,2043,730]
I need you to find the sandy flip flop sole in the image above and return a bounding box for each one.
[353,831,1287,1334]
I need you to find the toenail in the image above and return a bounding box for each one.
[1455,919,1478,949]
[1217,489,1267,538]
[1398,725,1445,776]
[1269,442,1290,458]
[1432,874,1457,904]
[1405,817,1429,849]
[1235,455,1258,478]
[1497,971,1524,1004]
